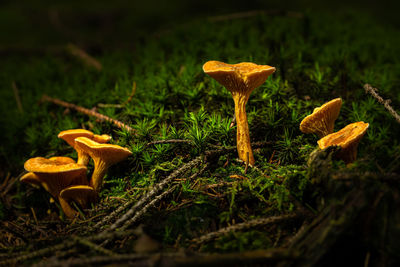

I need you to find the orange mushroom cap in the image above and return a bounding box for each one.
[59,185,97,218]
[58,129,94,165]
[203,61,276,96]
[20,172,42,189]
[74,137,132,193]
[300,98,342,138]
[24,157,87,198]
[93,134,112,143]
[317,121,369,164]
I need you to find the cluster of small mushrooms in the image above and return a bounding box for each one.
[21,129,132,218]
[21,61,369,218]
[203,60,369,166]
[299,98,369,164]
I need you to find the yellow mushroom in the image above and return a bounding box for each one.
[317,121,369,164]
[300,98,342,138]
[59,185,97,218]
[203,60,276,165]
[24,157,88,218]
[74,137,132,193]
[58,129,112,166]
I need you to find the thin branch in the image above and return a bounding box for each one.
[364,84,400,124]
[41,94,135,133]
[66,43,102,71]
[72,236,116,256]
[147,139,193,146]
[190,213,302,246]
[119,185,178,231]
[11,81,23,114]
[0,239,76,266]
[99,155,203,234]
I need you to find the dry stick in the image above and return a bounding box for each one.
[147,139,193,146]
[364,84,400,124]
[191,213,301,246]
[41,94,135,133]
[120,185,178,231]
[93,161,209,232]
[72,236,116,256]
[11,81,23,113]
[100,185,178,246]
[0,239,76,266]
[99,155,204,235]
[66,43,102,71]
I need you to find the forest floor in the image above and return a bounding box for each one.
[1,2,400,266]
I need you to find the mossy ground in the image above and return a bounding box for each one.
[1,2,400,265]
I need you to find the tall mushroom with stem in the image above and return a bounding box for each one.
[203,60,275,165]
[74,137,132,193]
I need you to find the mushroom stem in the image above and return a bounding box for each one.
[59,197,78,218]
[233,94,255,165]
[90,159,109,193]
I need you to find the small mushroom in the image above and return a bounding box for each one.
[20,172,42,189]
[317,121,369,164]
[24,157,88,217]
[93,134,112,143]
[300,98,342,138]
[203,60,276,165]
[58,129,112,166]
[74,137,132,193]
[58,129,94,166]
[59,185,97,218]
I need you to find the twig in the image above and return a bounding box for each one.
[147,139,193,146]
[66,43,102,71]
[100,156,204,234]
[208,9,304,22]
[0,239,76,266]
[364,84,400,124]
[72,236,116,256]
[191,213,302,246]
[100,186,178,246]
[11,82,23,114]
[120,185,178,231]
[41,94,135,133]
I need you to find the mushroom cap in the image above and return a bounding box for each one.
[74,137,132,165]
[300,98,342,138]
[58,129,94,147]
[49,156,76,164]
[60,185,96,208]
[24,157,87,197]
[93,134,112,143]
[317,121,369,163]
[24,157,86,174]
[20,172,42,188]
[203,61,276,95]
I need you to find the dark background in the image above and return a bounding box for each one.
[1,0,399,52]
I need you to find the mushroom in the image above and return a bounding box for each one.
[317,121,369,164]
[300,98,342,138]
[93,134,112,143]
[59,185,97,218]
[74,137,132,193]
[203,60,276,165]
[20,172,42,189]
[58,129,112,166]
[24,157,88,217]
